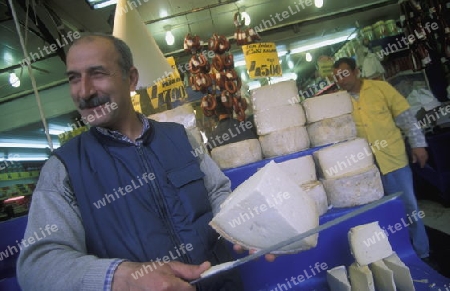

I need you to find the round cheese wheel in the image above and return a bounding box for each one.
[259,126,310,158]
[322,165,384,208]
[211,139,262,169]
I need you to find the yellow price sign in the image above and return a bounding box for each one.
[242,42,282,79]
[131,94,142,113]
[317,56,335,78]
[147,57,187,110]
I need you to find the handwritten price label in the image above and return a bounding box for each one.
[148,82,187,109]
[146,57,187,109]
[242,42,282,79]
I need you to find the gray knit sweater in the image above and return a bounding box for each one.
[16,130,231,291]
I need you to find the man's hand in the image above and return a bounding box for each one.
[411,147,428,168]
[233,244,277,262]
[111,260,211,291]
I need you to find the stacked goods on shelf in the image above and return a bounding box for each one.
[399,0,450,71]
[302,91,356,147]
[313,138,384,208]
[276,156,329,216]
[0,170,40,181]
[148,104,206,152]
[210,161,319,254]
[252,80,309,158]
[327,222,415,291]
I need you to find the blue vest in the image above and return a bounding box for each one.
[54,120,242,290]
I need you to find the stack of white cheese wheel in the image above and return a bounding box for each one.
[302,91,357,147]
[276,155,329,216]
[149,104,206,151]
[313,138,384,208]
[210,139,263,169]
[327,221,415,291]
[251,80,310,158]
[210,161,319,254]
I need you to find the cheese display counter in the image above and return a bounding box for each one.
[223,150,450,291]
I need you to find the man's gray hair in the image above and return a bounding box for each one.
[69,32,134,76]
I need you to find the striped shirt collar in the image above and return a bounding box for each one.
[95,113,150,145]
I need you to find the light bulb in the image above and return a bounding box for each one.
[9,72,20,87]
[315,0,324,8]
[165,31,175,46]
[241,12,251,26]
[306,52,313,62]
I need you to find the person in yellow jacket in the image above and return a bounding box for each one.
[333,57,430,261]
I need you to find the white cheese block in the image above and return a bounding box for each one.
[327,265,351,291]
[254,104,306,135]
[349,263,375,291]
[348,221,394,266]
[322,165,384,208]
[259,126,310,158]
[210,161,319,254]
[370,260,396,291]
[383,253,415,291]
[302,91,353,123]
[251,80,300,111]
[276,155,317,185]
[301,181,329,216]
[307,114,357,147]
[149,104,196,129]
[211,139,262,169]
[314,138,374,179]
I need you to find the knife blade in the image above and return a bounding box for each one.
[190,192,401,285]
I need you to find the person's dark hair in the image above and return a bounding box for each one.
[333,57,356,70]
[69,33,134,76]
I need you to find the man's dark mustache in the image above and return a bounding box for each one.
[79,96,111,110]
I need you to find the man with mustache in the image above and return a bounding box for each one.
[16,33,257,291]
[333,57,431,263]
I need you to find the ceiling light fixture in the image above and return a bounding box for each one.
[290,30,357,55]
[46,124,73,135]
[241,11,251,26]
[90,0,117,9]
[48,129,66,135]
[0,155,49,162]
[9,71,20,87]
[306,52,313,62]
[0,141,60,149]
[4,196,25,203]
[164,25,175,46]
[315,0,324,8]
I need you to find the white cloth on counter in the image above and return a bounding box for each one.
[406,88,441,115]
